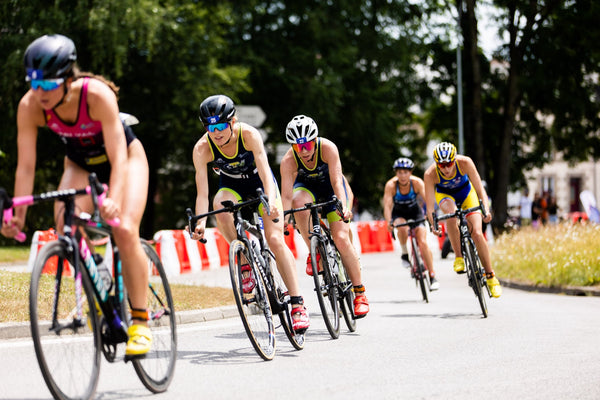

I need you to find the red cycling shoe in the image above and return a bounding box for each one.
[291,306,310,333]
[306,253,322,276]
[353,294,369,319]
[241,264,256,293]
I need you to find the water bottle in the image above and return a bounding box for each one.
[93,253,113,292]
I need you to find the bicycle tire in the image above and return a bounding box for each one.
[132,240,177,393]
[337,254,357,332]
[464,238,488,318]
[229,240,276,360]
[412,239,429,303]
[30,240,101,400]
[271,269,305,350]
[310,236,340,339]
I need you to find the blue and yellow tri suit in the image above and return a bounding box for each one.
[435,161,479,210]
[293,138,349,222]
[391,180,425,226]
[207,125,281,211]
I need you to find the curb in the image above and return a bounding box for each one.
[0,305,239,341]
[499,278,600,297]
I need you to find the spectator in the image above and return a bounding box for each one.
[548,195,559,224]
[519,188,533,227]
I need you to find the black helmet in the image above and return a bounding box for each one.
[24,34,77,80]
[199,95,236,125]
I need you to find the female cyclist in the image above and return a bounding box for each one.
[423,142,501,298]
[190,95,310,333]
[383,157,439,290]
[280,115,369,318]
[0,34,152,355]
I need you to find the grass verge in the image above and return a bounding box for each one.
[0,269,234,323]
[491,223,600,288]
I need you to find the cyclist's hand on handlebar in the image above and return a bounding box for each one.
[482,207,492,223]
[189,221,206,242]
[268,204,281,222]
[1,215,23,239]
[100,197,121,223]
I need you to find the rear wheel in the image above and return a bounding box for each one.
[30,240,101,400]
[337,257,357,332]
[132,240,177,393]
[310,236,340,339]
[229,240,276,360]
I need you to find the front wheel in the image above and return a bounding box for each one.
[30,240,101,400]
[412,240,429,303]
[464,239,488,318]
[310,236,340,339]
[271,268,305,350]
[229,240,276,360]
[132,240,177,393]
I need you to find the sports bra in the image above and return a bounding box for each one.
[207,124,259,179]
[293,138,329,186]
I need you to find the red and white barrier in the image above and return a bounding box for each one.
[26,220,399,278]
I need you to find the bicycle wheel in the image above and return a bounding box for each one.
[464,239,488,318]
[337,256,357,332]
[412,240,429,303]
[271,268,305,350]
[310,236,340,339]
[132,240,177,393]
[229,240,276,360]
[30,241,101,400]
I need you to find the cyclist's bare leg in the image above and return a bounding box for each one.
[330,218,362,285]
[439,199,462,258]
[114,141,149,320]
[415,226,435,276]
[212,189,239,243]
[54,158,93,233]
[291,190,313,248]
[263,212,301,298]
[467,212,493,274]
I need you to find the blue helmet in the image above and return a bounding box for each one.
[393,157,414,170]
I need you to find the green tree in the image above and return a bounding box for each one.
[224,0,430,216]
[0,0,250,243]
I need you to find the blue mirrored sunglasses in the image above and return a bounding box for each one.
[206,122,229,132]
[28,78,65,91]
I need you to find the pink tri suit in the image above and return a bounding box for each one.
[43,77,137,183]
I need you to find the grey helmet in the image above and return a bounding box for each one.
[24,34,77,80]
[285,115,318,144]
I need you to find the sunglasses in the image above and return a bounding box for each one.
[437,161,455,169]
[292,140,316,153]
[28,78,65,91]
[206,122,229,132]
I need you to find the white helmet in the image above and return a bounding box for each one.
[285,115,318,144]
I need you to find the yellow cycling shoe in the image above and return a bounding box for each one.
[487,277,502,298]
[126,324,152,357]
[453,257,465,274]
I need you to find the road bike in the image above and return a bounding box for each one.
[433,201,491,317]
[284,197,357,339]
[186,189,304,361]
[392,217,431,303]
[0,173,176,400]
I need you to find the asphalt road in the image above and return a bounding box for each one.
[1,251,599,400]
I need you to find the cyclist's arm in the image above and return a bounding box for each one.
[242,124,280,217]
[192,135,212,236]
[321,138,349,217]
[8,93,43,234]
[458,155,491,221]
[423,164,439,230]
[279,147,298,212]
[382,177,396,231]
[88,79,127,220]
